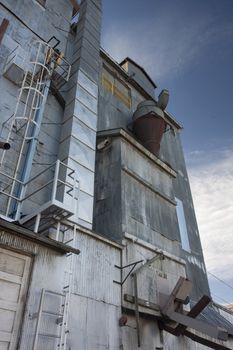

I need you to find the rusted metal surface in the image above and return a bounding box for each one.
[0,18,9,44]
[132,100,167,156]
[132,113,166,156]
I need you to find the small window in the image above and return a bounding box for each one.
[71,4,80,26]
[175,197,191,252]
[102,64,131,109]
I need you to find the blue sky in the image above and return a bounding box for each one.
[101,0,233,305]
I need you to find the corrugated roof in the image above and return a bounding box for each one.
[191,301,233,335]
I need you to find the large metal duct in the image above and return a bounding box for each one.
[132,90,169,156]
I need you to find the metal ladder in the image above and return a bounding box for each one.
[32,224,77,350]
[0,41,55,220]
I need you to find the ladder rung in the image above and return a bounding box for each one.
[39,333,60,339]
[42,310,64,317]
[44,290,65,297]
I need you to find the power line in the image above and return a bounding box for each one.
[208,271,233,292]
[211,292,232,306]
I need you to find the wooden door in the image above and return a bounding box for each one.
[0,247,31,350]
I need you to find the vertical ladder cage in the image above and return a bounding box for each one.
[0,39,71,222]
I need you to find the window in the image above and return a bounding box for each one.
[71,3,80,26]
[102,64,131,109]
[175,197,191,252]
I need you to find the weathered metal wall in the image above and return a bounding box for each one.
[96,56,211,301]
[94,130,182,257]
[0,225,122,350]
[122,237,187,310]
[58,0,102,228]
[0,229,66,350]
[0,0,73,51]
[70,228,122,349]
[160,130,211,300]
[98,57,144,131]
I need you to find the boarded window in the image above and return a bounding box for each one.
[175,197,191,252]
[102,65,131,109]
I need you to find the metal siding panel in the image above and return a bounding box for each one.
[76,86,97,114]
[73,232,121,306]
[122,242,186,311]
[78,70,98,98]
[69,136,95,171]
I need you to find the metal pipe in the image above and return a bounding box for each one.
[15,67,53,220]
[0,141,10,150]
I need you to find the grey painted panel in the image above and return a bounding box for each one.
[98,87,132,131]
[69,137,95,171]
[78,70,98,98]
[75,23,100,49]
[78,190,94,223]
[67,158,95,195]
[73,37,100,64]
[74,101,98,131]
[122,315,162,349]
[69,295,121,350]
[73,231,121,305]
[78,56,100,83]
[76,86,98,114]
[61,117,96,150]
[64,99,97,131]
[122,173,180,242]
[121,140,174,198]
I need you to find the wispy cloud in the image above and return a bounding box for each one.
[188,149,233,283]
[102,10,233,81]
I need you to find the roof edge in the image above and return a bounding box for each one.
[120,56,157,89]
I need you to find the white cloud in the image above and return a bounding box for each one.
[102,11,233,81]
[188,149,233,282]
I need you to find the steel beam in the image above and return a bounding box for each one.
[175,295,211,335]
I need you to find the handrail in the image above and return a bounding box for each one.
[0,160,79,217]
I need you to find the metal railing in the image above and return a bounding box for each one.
[0,160,79,221]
